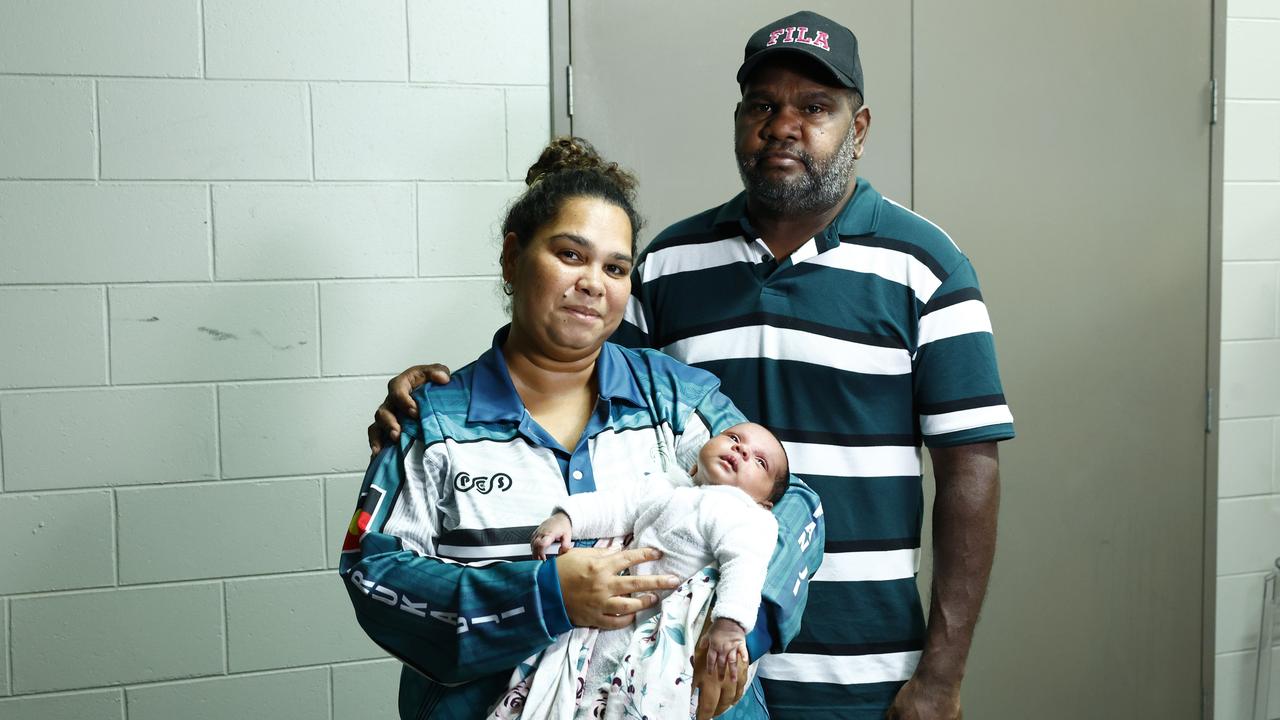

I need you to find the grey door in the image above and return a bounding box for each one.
[565,1,1213,717]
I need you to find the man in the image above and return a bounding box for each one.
[372,11,1013,719]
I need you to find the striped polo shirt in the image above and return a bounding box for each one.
[613,177,1015,718]
[340,328,824,719]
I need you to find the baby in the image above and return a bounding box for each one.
[531,421,789,689]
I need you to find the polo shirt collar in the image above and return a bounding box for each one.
[713,176,883,250]
[467,325,646,424]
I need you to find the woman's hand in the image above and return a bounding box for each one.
[554,547,679,630]
[531,512,574,559]
[367,364,452,455]
[693,618,748,720]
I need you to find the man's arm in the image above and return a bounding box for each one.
[887,441,1000,720]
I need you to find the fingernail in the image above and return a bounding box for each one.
[666,575,680,586]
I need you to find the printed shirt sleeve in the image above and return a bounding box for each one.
[679,384,826,660]
[338,391,571,685]
[914,257,1016,447]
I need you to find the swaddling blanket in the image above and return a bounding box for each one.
[487,566,719,720]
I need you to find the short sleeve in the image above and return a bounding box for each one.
[913,258,1015,447]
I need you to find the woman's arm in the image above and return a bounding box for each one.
[339,432,571,685]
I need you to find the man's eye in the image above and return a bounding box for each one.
[753,103,773,113]
[606,264,627,276]
[806,104,824,114]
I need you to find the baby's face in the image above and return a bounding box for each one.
[695,422,784,505]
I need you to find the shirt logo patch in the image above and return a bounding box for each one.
[341,485,386,554]
[454,471,513,494]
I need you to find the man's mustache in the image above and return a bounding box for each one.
[745,143,816,173]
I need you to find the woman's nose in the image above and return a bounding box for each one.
[576,265,604,295]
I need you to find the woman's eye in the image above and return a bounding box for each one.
[561,250,581,261]
[606,264,627,276]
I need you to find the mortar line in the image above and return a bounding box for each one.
[221,581,230,674]
[414,183,422,276]
[198,0,208,78]
[92,80,102,180]
[404,0,413,82]
[110,488,120,586]
[314,280,324,378]
[308,83,317,182]
[212,384,223,480]
[208,184,217,281]
[0,72,545,87]
[102,285,112,385]
[6,598,12,695]
[503,89,511,181]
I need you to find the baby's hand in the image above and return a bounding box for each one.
[530,512,574,560]
[705,617,748,683]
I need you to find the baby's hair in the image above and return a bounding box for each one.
[502,136,643,258]
[769,442,790,504]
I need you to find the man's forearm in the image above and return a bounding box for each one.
[915,441,1001,688]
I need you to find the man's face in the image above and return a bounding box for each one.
[734,56,864,216]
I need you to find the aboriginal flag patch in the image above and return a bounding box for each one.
[341,485,386,554]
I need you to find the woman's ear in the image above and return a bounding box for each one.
[500,231,520,283]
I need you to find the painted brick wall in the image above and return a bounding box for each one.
[1217,1,1280,717]
[0,1,549,716]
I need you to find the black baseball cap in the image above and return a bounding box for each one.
[736,10,863,96]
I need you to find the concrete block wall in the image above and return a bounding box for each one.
[0,1,549,716]
[1217,1,1280,717]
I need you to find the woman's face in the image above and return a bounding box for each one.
[503,196,634,360]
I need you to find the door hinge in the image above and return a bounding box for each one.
[1210,78,1218,125]
[1205,387,1215,434]
[566,64,575,118]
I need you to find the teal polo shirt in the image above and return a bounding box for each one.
[615,177,1015,718]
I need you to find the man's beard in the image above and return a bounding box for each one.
[735,124,858,216]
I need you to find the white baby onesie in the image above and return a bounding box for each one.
[556,471,778,697]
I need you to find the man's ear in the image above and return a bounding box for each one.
[852,105,871,160]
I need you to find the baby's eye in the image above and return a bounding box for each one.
[755,457,766,468]
[727,433,739,442]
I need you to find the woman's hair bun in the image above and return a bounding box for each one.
[525,136,637,194]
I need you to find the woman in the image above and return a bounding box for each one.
[340,138,821,720]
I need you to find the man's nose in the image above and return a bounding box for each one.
[763,106,801,141]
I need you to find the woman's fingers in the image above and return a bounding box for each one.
[614,572,680,595]
[604,546,662,572]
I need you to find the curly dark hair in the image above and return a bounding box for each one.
[501,137,643,262]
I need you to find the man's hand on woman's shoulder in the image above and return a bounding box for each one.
[367,363,452,455]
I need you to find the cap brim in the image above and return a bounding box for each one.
[736,47,858,90]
